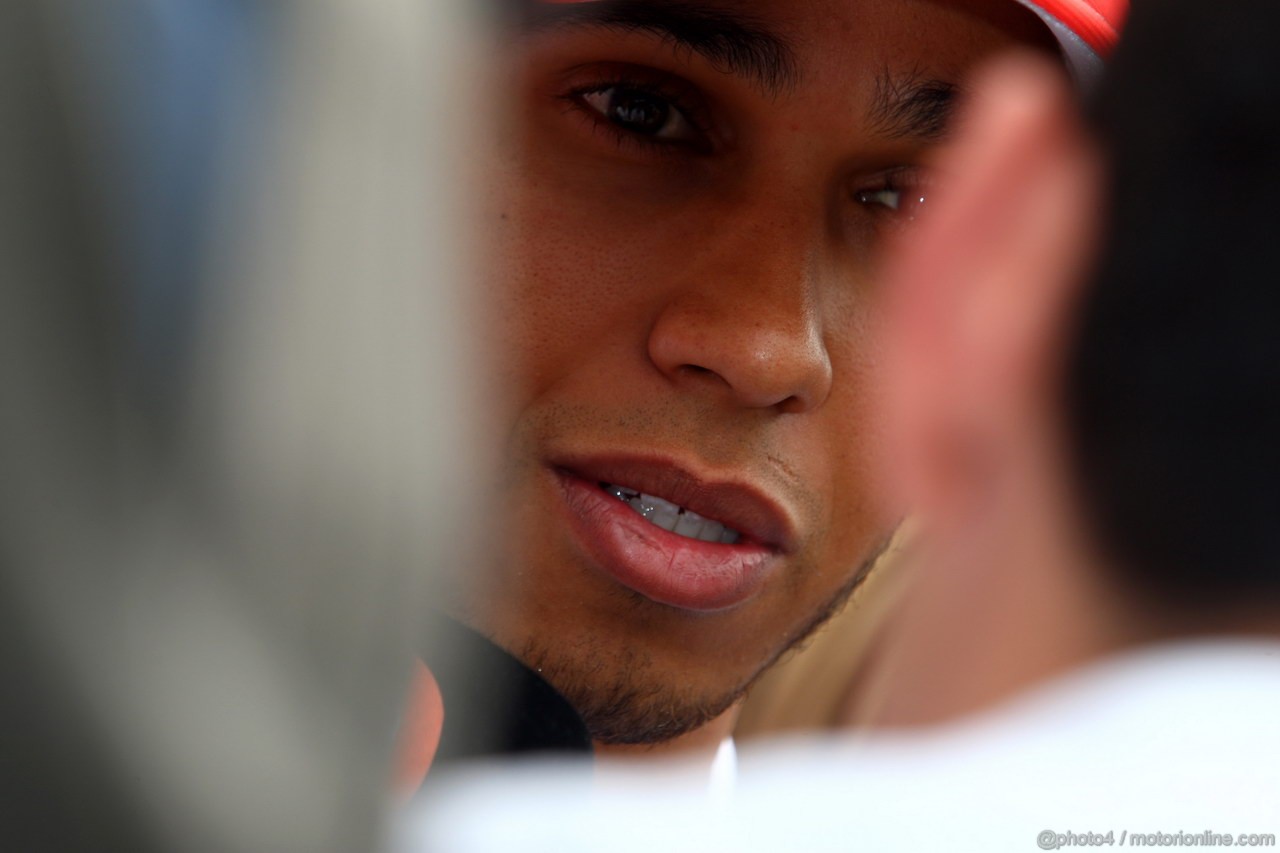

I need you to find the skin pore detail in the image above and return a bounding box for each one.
[456,0,1058,746]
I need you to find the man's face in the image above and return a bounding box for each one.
[459,0,1055,744]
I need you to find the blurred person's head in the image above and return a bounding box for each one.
[3,0,481,847]
[443,0,1121,746]
[871,0,1280,726]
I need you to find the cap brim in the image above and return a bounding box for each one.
[1014,0,1113,89]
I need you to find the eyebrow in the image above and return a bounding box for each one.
[868,68,964,143]
[519,0,800,97]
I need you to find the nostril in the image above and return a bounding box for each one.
[648,306,832,412]
[775,394,808,415]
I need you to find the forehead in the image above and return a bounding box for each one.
[521,0,1058,100]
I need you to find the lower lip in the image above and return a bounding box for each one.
[553,470,778,613]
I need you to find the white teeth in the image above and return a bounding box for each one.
[639,492,682,517]
[648,503,680,531]
[605,484,639,502]
[602,482,742,545]
[673,513,705,538]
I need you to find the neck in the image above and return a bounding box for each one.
[862,519,1139,729]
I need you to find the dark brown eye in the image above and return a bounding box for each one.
[580,86,699,142]
[608,90,668,132]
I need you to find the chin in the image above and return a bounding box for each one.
[518,628,751,746]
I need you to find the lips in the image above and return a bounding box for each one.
[600,483,743,544]
[549,454,797,612]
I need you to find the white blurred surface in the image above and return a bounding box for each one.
[402,641,1280,852]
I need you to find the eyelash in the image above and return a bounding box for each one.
[560,76,712,155]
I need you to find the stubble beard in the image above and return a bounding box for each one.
[518,543,886,745]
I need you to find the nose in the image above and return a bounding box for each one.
[646,207,834,414]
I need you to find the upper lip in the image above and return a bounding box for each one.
[551,452,800,553]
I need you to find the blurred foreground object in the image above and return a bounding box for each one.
[1,1,482,851]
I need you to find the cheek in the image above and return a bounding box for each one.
[483,150,702,397]
[809,328,903,562]
[486,211,643,403]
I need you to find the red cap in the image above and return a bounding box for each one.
[1017,0,1128,85]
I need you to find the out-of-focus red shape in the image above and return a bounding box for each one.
[393,660,444,798]
[1029,0,1128,53]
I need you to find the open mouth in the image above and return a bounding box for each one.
[600,482,742,545]
[550,455,793,611]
